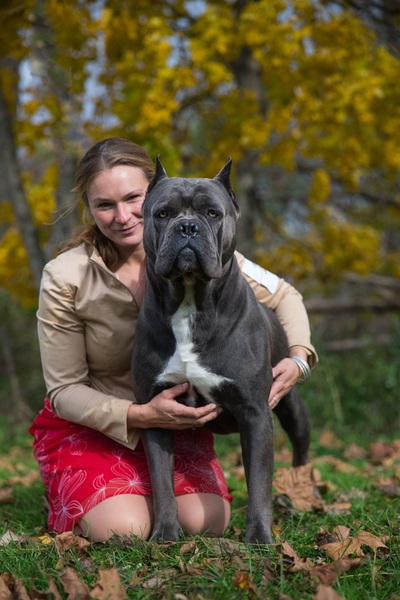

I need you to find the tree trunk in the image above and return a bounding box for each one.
[0,85,46,291]
[231,42,268,256]
[0,319,33,421]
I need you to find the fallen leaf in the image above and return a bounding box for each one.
[343,443,367,459]
[368,440,400,465]
[233,571,260,597]
[90,569,126,599]
[9,470,40,486]
[319,431,343,449]
[317,526,389,560]
[0,575,12,600]
[55,531,91,554]
[141,569,176,590]
[274,464,324,511]
[323,502,351,514]
[0,488,14,505]
[42,577,63,600]
[311,557,363,585]
[262,557,275,582]
[277,541,314,573]
[313,584,346,599]
[179,539,198,555]
[60,567,90,600]
[38,534,54,545]
[379,483,400,497]
[314,456,358,473]
[0,530,25,546]
[13,580,30,600]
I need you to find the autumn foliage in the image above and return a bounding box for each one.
[1,0,400,305]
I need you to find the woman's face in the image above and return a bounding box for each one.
[87,166,150,251]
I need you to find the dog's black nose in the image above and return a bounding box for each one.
[177,220,199,238]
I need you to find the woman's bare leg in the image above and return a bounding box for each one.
[177,493,231,536]
[74,495,153,542]
[74,493,230,542]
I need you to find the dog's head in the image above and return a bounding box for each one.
[142,158,240,281]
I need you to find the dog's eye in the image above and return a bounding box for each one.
[208,209,219,219]
[157,210,168,219]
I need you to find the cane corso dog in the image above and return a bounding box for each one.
[131,158,310,544]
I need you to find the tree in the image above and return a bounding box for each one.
[1,0,400,302]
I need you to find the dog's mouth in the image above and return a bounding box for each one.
[174,246,202,275]
[155,239,221,281]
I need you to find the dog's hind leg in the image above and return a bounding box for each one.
[273,388,310,467]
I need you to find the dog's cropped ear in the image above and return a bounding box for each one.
[214,158,239,212]
[146,155,168,195]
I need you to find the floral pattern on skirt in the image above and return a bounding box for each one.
[29,398,232,532]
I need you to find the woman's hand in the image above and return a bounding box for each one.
[268,348,309,409]
[128,382,222,430]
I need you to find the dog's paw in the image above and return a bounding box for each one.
[151,524,184,542]
[245,527,273,545]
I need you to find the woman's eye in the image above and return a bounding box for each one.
[208,209,219,218]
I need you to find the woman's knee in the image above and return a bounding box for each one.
[177,493,231,537]
[75,494,153,542]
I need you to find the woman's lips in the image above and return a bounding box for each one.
[118,223,141,235]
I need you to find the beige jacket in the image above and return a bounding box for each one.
[37,244,317,449]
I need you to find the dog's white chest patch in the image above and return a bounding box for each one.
[156,285,230,401]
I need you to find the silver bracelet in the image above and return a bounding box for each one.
[290,355,312,384]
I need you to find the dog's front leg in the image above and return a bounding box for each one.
[240,407,274,545]
[140,428,183,541]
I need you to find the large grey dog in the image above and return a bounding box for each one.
[131,158,310,544]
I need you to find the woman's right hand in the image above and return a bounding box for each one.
[127,382,222,430]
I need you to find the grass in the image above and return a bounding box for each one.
[0,421,399,599]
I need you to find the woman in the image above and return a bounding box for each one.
[30,137,317,542]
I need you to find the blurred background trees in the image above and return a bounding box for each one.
[1,0,399,437]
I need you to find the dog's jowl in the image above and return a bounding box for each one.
[132,157,310,544]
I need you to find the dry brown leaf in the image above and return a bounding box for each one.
[311,557,363,585]
[277,541,314,573]
[141,569,176,590]
[0,488,14,505]
[380,483,400,497]
[314,455,358,473]
[323,502,352,514]
[13,580,30,600]
[343,443,367,459]
[317,526,389,560]
[55,531,91,554]
[313,584,346,600]
[0,530,25,546]
[263,557,275,582]
[368,439,400,465]
[233,571,260,597]
[60,567,90,600]
[0,574,12,600]
[90,569,126,600]
[274,464,324,511]
[8,470,40,486]
[43,577,63,600]
[319,431,343,449]
[179,539,198,555]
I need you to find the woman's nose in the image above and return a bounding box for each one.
[114,203,130,223]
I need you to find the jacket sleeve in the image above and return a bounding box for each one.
[37,262,141,448]
[235,252,318,367]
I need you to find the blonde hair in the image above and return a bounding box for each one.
[59,138,155,269]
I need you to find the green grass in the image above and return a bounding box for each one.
[0,423,399,599]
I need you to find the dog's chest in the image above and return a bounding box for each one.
[156,286,230,402]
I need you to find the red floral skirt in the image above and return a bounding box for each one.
[29,398,232,533]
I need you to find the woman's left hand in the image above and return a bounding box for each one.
[268,349,308,409]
